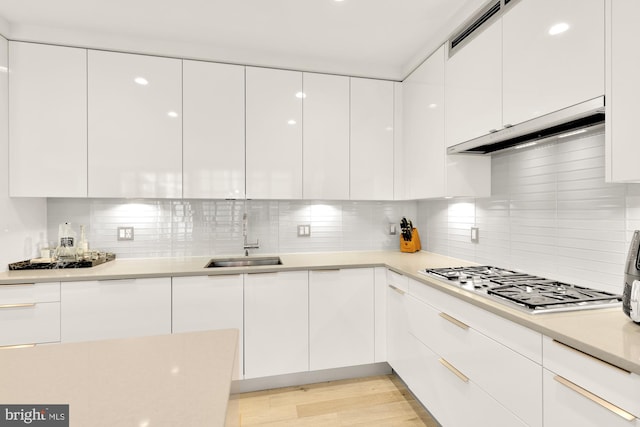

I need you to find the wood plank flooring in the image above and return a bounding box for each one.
[229,374,439,426]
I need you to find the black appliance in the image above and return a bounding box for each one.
[623,230,640,323]
[421,265,622,314]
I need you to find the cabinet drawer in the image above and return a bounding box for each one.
[408,277,542,363]
[0,302,60,346]
[543,336,640,418]
[386,269,408,293]
[543,369,640,427]
[406,293,542,427]
[0,282,60,305]
[410,334,527,427]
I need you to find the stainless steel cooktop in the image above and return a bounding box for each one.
[419,266,622,314]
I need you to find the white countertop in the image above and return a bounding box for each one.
[2,250,639,375]
[0,329,239,427]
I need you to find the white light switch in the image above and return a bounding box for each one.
[118,226,135,241]
[297,224,311,237]
[471,227,479,243]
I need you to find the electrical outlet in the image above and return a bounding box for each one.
[117,226,135,241]
[297,224,311,237]
[389,223,397,235]
[471,227,479,243]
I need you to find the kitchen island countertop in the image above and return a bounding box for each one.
[1,250,639,375]
[0,329,239,427]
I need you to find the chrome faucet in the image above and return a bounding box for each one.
[243,212,260,256]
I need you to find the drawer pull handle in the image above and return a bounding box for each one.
[439,358,469,383]
[552,340,631,374]
[0,303,36,309]
[388,284,405,295]
[5,283,35,287]
[439,312,469,330]
[0,343,36,350]
[553,375,637,421]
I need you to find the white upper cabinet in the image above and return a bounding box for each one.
[302,72,350,200]
[88,50,182,198]
[9,42,88,197]
[183,60,245,199]
[606,0,640,182]
[503,0,604,127]
[445,16,502,148]
[350,77,395,200]
[246,67,302,199]
[403,45,490,199]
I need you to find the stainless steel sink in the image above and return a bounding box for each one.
[205,256,282,268]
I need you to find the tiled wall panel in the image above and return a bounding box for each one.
[417,132,633,295]
[47,199,417,258]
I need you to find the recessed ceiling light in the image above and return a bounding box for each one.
[548,22,569,36]
[134,77,149,86]
[167,111,178,118]
[428,103,438,109]
[287,119,297,125]
[295,92,306,99]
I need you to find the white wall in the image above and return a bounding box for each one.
[0,35,47,272]
[417,131,632,295]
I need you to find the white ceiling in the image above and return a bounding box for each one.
[0,0,487,80]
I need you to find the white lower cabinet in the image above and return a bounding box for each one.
[61,278,171,342]
[0,282,60,346]
[309,268,374,371]
[543,336,640,426]
[172,275,243,378]
[244,271,309,379]
[387,270,541,427]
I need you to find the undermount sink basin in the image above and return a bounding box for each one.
[205,256,282,268]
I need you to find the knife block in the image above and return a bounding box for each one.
[400,228,422,253]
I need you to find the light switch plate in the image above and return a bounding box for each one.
[471,227,479,243]
[117,226,134,241]
[297,224,311,237]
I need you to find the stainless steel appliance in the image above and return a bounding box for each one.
[420,265,622,314]
[623,230,640,323]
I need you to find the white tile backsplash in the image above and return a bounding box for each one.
[417,131,632,295]
[47,198,417,258]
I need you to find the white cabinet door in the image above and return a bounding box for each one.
[183,60,245,199]
[543,369,640,427]
[88,50,182,198]
[387,282,412,377]
[172,275,243,378]
[246,67,302,199]
[606,0,640,182]
[244,271,308,378]
[309,268,374,371]
[373,267,387,362]
[61,277,171,342]
[0,282,61,346]
[503,0,604,127]
[302,72,349,200]
[445,17,502,148]
[350,78,394,200]
[403,45,490,199]
[9,42,87,197]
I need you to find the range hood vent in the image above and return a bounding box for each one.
[447,96,605,155]
[450,1,501,52]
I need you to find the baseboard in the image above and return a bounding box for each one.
[230,362,392,394]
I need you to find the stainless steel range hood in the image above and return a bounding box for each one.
[447,96,605,155]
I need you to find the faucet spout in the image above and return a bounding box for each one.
[242,212,260,255]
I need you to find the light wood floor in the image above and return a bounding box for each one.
[229,374,439,426]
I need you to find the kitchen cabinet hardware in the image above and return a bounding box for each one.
[0,343,35,350]
[552,339,631,375]
[553,375,636,421]
[489,129,499,133]
[0,303,36,309]
[310,268,341,272]
[246,271,279,275]
[4,283,35,288]
[439,358,469,383]
[439,312,470,330]
[388,284,406,295]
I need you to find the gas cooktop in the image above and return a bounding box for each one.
[420,266,622,314]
